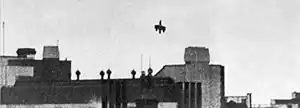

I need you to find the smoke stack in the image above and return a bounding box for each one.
[184,47,210,64]
[16,48,36,59]
[106,69,112,80]
[100,70,105,80]
[131,70,136,79]
[76,70,81,81]
[43,46,60,59]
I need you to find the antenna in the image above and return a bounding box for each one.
[56,40,59,46]
[0,0,3,56]
[149,56,151,68]
[141,54,143,71]
[2,21,4,56]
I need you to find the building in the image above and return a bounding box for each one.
[225,93,252,108]
[270,92,300,108]
[0,48,36,86]
[0,46,70,86]
[0,46,226,108]
[0,46,71,104]
[155,47,225,108]
[0,46,207,108]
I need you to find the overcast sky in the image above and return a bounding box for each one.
[1,0,300,104]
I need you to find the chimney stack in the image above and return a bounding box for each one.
[75,70,81,81]
[16,48,36,59]
[131,70,136,79]
[140,70,146,78]
[43,46,60,59]
[147,68,153,76]
[100,70,105,80]
[184,47,210,64]
[106,69,112,80]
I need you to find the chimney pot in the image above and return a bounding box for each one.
[75,70,81,81]
[147,68,153,76]
[100,70,105,80]
[106,69,112,79]
[131,70,136,79]
[140,71,146,78]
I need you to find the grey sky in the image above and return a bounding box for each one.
[1,0,300,104]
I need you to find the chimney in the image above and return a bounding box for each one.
[43,46,60,59]
[100,70,105,80]
[16,48,36,59]
[131,70,136,79]
[75,70,81,81]
[140,70,146,78]
[106,69,112,80]
[184,47,210,64]
[147,68,153,76]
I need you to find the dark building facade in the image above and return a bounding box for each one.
[1,74,201,108]
[7,58,71,82]
[0,46,203,108]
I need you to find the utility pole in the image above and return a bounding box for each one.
[56,40,59,46]
[149,56,151,68]
[2,21,5,86]
[0,0,3,56]
[2,21,4,56]
[141,54,143,71]
[1,0,4,56]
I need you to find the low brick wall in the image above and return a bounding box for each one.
[0,104,102,108]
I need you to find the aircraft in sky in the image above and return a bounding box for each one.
[154,20,166,34]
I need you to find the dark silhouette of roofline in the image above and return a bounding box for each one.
[0,55,18,58]
[154,64,185,76]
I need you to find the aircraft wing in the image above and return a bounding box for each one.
[154,25,159,31]
[162,26,166,32]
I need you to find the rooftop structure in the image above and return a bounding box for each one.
[0,46,226,108]
[155,46,225,108]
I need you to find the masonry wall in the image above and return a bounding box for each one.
[184,64,224,108]
[185,62,209,108]
[155,47,225,108]
[0,56,35,104]
[209,65,225,108]
[0,57,34,86]
[7,59,71,81]
[1,77,190,107]
[0,104,102,108]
